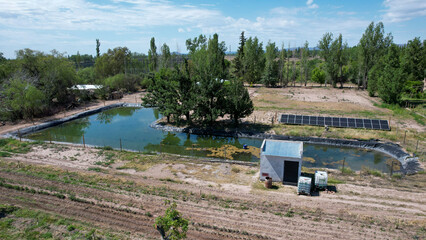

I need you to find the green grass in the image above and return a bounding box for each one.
[375,103,425,126]
[0,138,39,156]
[0,204,123,240]
[0,151,11,157]
[327,177,345,185]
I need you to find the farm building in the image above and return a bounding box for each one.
[259,140,303,185]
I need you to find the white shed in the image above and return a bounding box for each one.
[259,140,303,185]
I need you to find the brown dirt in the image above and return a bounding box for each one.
[0,144,425,240]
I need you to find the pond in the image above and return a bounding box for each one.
[26,107,396,173]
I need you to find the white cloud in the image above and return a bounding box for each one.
[178,28,185,33]
[382,0,426,22]
[306,0,319,9]
[0,0,222,31]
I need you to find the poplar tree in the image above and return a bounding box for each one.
[148,37,158,72]
[358,22,392,90]
[377,44,406,104]
[402,37,424,96]
[243,37,264,85]
[318,32,336,87]
[263,41,279,87]
[96,39,100,58]
[160,43,171,69]
[301,41,309,86]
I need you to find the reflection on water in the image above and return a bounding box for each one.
[26,107,396,173]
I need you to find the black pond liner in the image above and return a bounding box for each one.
[3,103,422,175]
[152,121,422,175]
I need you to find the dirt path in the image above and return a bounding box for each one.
[0,144,424,239]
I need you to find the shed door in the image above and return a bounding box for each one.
[283,161,299,184]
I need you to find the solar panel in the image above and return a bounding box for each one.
[288,115,295,124]
[340,118,348,128]
[355,119,363,128]
[279,114,390,131]
[364,119,372,129]
[317,117,325,126]
[324,117,332,126]
[310,116,318,125]
[281,114,288,123]
[348,118,355,127]
[372,119,380,130]
[379,120,390,130]
[332,118,340,127]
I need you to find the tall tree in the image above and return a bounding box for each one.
[75,51,81,70]
[301,41,310,86]
[0,52,5,62]
[331,34,348,88]
[402,37,424,96]
[96,39,100,58]
[286,42,291,86]
[94,47,131,80]
[148,37,158,72]
[142,68,178,123]
[377,44,406,104]
[160,43,171,69]
[318,32,335,87]
[278,43,287,87]
[243,37,264,85]
[175,60,197,124]
[262,41,279,87]
[226,79,253,125]
[358,22,392,90]
[195,33,227,123]
[233,31,246,80]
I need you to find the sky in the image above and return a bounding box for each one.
[0,0,425,58]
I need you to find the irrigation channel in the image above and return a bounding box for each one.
[16,105,406,174]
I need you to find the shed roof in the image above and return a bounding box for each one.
[70,85,103,90]
[261,140,303,159]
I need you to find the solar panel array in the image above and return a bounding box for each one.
[280,114,390,131]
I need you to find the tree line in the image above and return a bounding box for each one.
[0,21,424,122]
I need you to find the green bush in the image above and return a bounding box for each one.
[104,73,141,92]
[361,166,383,178]
[140,76,153,89]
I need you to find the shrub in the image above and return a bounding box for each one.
[231,167,241,173]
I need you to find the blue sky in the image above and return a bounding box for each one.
[0,0,425,58]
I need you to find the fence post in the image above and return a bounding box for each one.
[120,138,122,152]
[82,134,85,148]
[416,139,419,152]
[390,161,394,176]
[341,158,345,174]
[403,131,407,144]
[18,129,21,142]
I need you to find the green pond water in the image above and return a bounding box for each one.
[26,107,396,173]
